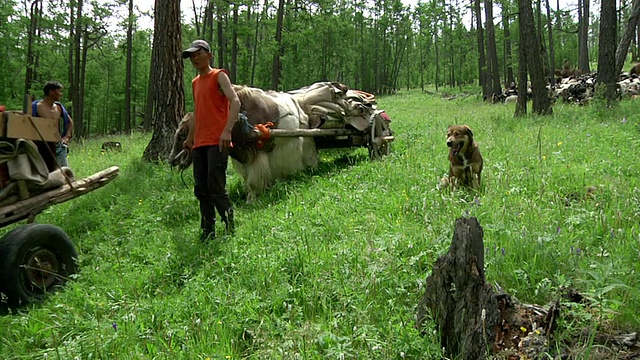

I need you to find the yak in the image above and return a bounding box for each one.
[169,85,318,202]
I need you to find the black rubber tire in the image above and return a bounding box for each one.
[0,224,77,306]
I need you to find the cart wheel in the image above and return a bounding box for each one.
[368,114,392,159]
[0,224,77,306]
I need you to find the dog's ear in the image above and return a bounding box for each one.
[463,125,473,138]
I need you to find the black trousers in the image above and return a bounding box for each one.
[192,146,233,231]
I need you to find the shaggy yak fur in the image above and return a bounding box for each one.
[442,125,483,190]
[169,86,318,202]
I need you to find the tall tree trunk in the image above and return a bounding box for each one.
[515,45,527,116]
[484,0,502,98]
[449,10,455,87]
[242,4,252,85]
[556,0,561,29]
[203,1,213,42]
[270,0,285,90]
[230,2,238,83]
[518,0,552,115]
[24,0,41,113]
[68,0,74,113]
[636,21,640,60]
[502,4,515,86]
[597,0,618,103]
[578,0,591,72]
[251,0,265,86]
[545,0,555,81]
[142,0,185,162]
[71,0,83,136]
[79,31,89,135]
[474,0,490,100]
[124,0,134,133]
[435,28,440,91]
[192,0,201,36]
[216,3,225,69]
[536,0,547,72]
[616,0,640,74]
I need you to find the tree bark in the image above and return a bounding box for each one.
[545,0,555,81]
[597,0,618,103]
[67,0,74,114]
[24,0,41,113]
[416,217,499,360]
[578,0,591,72]
[636,20,640,60]
[484,0,502,98]
[270,0,285,90]
[474,0,490,100]
[520,0,552,115]
[515,34,528,116]
[72,0,83,136]
[230,2,238,84]
[124,0,134,133]
[216,3,225,70]
[502,4,515,86]
[616,0,640,75]
[142,0,185,162]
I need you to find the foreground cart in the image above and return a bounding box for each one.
[0,110,119,306]
[0,166,119,306]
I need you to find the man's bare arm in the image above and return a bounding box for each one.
[218,72,241,150]
[63,115,74,144]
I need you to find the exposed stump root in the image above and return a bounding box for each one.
[416,217,640,359]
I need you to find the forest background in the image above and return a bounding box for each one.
[3,0,640,357]
[1,0,636,148]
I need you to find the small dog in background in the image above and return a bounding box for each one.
[101,141,122,152]
[441,125,483,190]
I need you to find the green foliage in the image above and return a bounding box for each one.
[1,91,639,358]
[2,0,592,134]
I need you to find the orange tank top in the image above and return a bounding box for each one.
[192,68,230,148]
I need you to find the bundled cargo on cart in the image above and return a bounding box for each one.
[226,81,394,158]
[287,82,393,156]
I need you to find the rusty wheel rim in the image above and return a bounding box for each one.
[23,247,60,290]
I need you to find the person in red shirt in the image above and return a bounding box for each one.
[182,40,241,242]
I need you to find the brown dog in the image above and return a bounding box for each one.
[445,125,483,190]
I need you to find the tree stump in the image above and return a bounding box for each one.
[416,217,640,359]
[416,217,499,360]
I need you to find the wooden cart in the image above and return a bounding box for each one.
[266,109,394,158]
[0,111,120,306]
[0,165,120,307]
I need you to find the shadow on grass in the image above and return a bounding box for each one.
[228,149,370,210]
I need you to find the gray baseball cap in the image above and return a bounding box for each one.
[182,40,211,58]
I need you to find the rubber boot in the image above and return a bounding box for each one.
[199,225,215,242]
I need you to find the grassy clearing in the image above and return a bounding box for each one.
[1,91,639,359]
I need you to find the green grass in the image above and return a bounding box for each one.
[1,91,640,359]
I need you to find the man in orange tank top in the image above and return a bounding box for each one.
[182,40,241,242]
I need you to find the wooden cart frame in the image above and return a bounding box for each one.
[0,166,119,307]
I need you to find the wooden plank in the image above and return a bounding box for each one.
[0,166,119,226]
[269,128,361,137]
